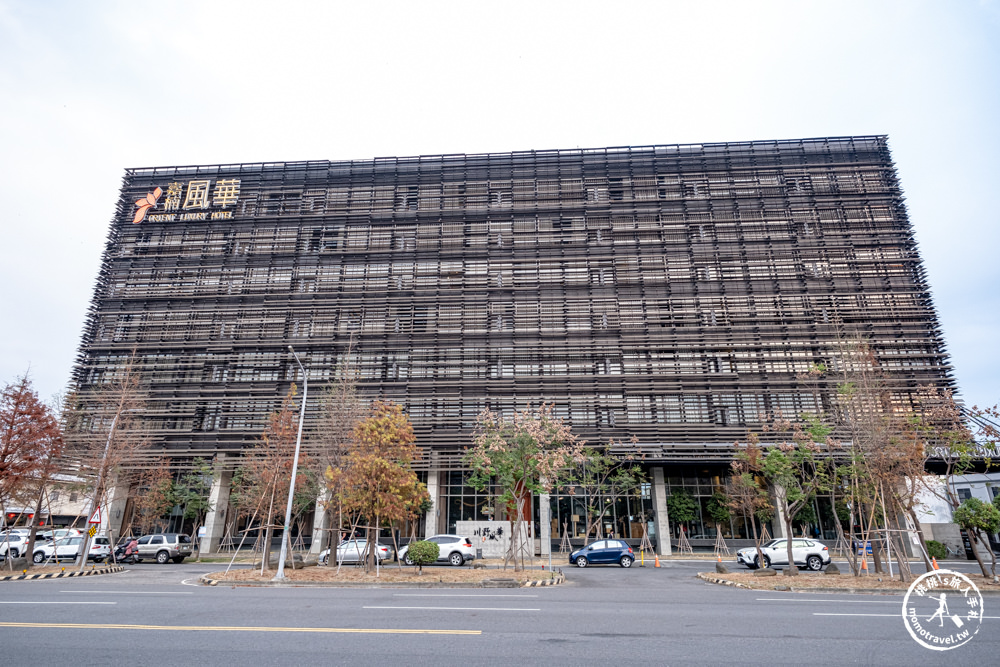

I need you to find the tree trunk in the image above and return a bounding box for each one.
[26,486,45,569]
[907,507,933,571]
[783,512,798,576]
[967,529,990,578]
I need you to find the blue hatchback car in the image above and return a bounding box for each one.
[570,539,634,568]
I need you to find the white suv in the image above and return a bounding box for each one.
[736,538,831,571]
[0,533,30,559]
[399,535,476,566]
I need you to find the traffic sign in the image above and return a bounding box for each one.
[88,507,102,524]
[87,525,96,537]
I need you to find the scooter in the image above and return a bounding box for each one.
[113,544,140,564]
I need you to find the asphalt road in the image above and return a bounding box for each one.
[1,558,996,665]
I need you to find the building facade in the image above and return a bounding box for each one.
[72,136,953,552]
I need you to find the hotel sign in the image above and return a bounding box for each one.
[133,178,241,224]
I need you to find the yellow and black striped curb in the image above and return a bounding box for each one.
[199,571,564,588]
[697,572,754,589]
[0,565,125,582]
[522,571,564,587]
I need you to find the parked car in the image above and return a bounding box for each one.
[33,535,85,563]
[133,533,193,564]
[570,539,635,568]
[319,539,393,565]
[736,538,831,571]
[36,528,82,542]
[88,535,111,562]
[0,533,30,559]
[398,535,475,566]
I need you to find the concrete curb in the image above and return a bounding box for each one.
[522,570,564,587]
[198,570,564,589]
[696,572,1000,595]
[0,565,125,581]
[697,572,754,590]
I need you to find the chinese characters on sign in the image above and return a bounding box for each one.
[141,178,241,223]
[472,526,505,542]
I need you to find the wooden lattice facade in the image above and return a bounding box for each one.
[72,136,953,470]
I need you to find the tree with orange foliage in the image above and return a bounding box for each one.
[1,374,62,568]
[327,401,428,574]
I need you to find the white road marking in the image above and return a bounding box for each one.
[393,593,537,598]
[0,601,116,605]
[61,590,193,595]
[757,598,899,604]
[815,613,1000,619]
[364,605,539,611]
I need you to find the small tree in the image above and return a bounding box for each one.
[406,540,439,575]
[706,492,731,539]
[565,445,645,539]
[727,439,773,568]
[172,458,215,558]
[329,401,428,574]
[1,375,61,516]
[792,500,817,537]
[230,386,308,571]
[312,347,368,554]
[62,351,150,568]
[666,488,698,536]
[757,416,838,577]
[913,390,1000,578]
[0,374,62,569]
[953,498,1000,578]
[465,404,585,571]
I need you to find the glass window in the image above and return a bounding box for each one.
[590,540,607,550]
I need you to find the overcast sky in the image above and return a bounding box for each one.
[1,0,998,411]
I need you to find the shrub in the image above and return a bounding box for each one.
[406,540,439,574]
[925,540,947,560]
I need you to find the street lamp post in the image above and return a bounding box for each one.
[274,346,307,581]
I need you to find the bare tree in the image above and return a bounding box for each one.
[230,386,311,570]
[564,443,645,539]
[62,352,150,567]
[312,349,367,557]
[915,390,1000,578]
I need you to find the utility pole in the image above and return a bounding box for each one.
[274,346,307,581]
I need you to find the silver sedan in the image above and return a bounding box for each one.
[319,539,393,565]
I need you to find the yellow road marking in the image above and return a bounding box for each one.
[0,622,479,635]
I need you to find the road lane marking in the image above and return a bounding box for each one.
[61,591,193,595]
[0,601,115,605]
[365,606,538,611]
[757,598,899,604]
[0,622,480,635]
[814,613,1000,619]
[390,595,537,600]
